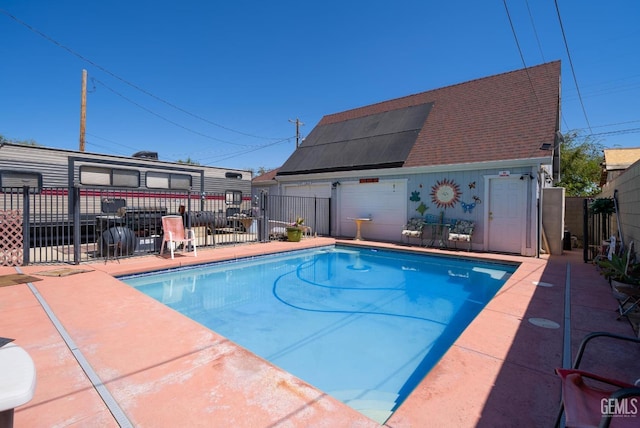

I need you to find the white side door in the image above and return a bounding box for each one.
[486,177,526,254]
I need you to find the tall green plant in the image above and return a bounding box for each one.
[598,252,640,285]
[589,197,615,215]
[555,132,604,197]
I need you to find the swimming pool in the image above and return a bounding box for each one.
[122,245,517,423]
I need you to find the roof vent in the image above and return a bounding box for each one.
[132,151,158,159]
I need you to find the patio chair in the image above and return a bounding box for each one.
[401,218,426,246]
[554,332,640,427]
[160,215,197,259]
[609,241,640,319]
[607,235,617,261]
[268,220,290,240]
[594,235,618,265]
[613,283,640,320]
[448,220,474,251]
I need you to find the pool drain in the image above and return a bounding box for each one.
[528,317,560,329]
[533,281,554,287]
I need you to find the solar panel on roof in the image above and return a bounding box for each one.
[278,102,432,175]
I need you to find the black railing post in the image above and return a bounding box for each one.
[583,198,588,263]
[186,190,192,229]
[72,185,81,264]
[22,186,31,265]
[186,190,193,251]
[313,197,318,238]
[260,191,268,242]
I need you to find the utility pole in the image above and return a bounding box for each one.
[289,117,304,149]
[79,69,87,152]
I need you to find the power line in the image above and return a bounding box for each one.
[91,77,250,146]
[502,0,542,110]
[86,81,296,162]
[85,130,295,164]
[86,132,140,154]
[85,139,133,157]
[198,137,294,165]
[0,8,282,142]
[590,128,640,137]
[524,0,546,63]
[563,124,640,140]
[563,79,640,101]
[592,119,640,129]
[554,0,593,133]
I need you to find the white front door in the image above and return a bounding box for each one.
[486,177,526,254]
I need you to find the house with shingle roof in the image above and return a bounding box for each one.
[600,147,640,186]
[252,167,279,189]
[256,61,562,255]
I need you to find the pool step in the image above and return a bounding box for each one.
[329,389,399,424]
[348,400,394,423]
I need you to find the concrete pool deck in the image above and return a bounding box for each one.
[2,238,639,427]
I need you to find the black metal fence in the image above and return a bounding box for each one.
[0,186,331,265]
[261,193,331,239]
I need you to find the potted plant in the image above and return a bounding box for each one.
[589,197,616,215]
[598,251,640,289]
[286,217,305,242]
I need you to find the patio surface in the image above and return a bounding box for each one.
[2,238,639,427]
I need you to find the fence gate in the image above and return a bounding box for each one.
[0,210,23,266]
[263,194,331,239]
[583,198,615,263]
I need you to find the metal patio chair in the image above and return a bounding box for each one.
[448,220,474,251]
[401,218,426,246]
[554,332,640,427]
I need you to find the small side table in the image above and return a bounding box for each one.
[348,218,372,241]
[426,223,450,248]
[0,343,36,428]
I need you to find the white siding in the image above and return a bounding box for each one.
[283,183,331,198]
[337,179,407,241]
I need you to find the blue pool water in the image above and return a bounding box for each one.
[121,246,517,423]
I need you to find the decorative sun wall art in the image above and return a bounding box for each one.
[430,178,461,209]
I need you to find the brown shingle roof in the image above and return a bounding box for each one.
[278,61,560,175]
[252,168,279,183]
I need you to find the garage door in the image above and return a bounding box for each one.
[283,183,331,198]
[338,180,407,241]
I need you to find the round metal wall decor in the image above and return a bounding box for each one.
[430,178,461,209]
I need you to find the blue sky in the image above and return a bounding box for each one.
[1,1,639,172]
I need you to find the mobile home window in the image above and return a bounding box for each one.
[0,170,42,192]
[170,174,192,190]
[225,190,242,205]
[146,172,192,190]
[79,166,139,187]
[225,172,243,179]
[112,169,140,187]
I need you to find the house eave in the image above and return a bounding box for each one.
[274,156,553,182]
